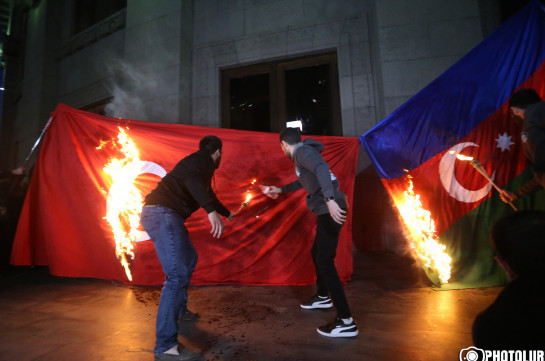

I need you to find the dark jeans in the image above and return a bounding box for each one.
[140,205,198,354]
[312,212,351,319]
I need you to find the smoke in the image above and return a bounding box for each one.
[104,59,160,121]
[102,30,180,123]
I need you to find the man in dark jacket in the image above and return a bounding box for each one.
[141,135,233,361]
[499,89,545,203]
[472,210,545,350]
[261,127,358,338]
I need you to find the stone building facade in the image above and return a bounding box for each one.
[0,0,512,251]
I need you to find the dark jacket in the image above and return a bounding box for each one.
[144,150,230,219]
[472,273,545,350]
[280,139,347,215]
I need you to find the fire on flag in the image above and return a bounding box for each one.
[102,126,143,281]
[394,177,452,284]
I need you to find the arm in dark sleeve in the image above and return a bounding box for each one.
[281,180,303,193]
[180,155,222,214]
[296,148,335,198]
[207,186,230,217]
[183,171,217,213]
[513,176,542,199]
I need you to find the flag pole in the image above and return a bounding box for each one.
[6,116,53,197]
[22,116,53,168]
[470,159,518,211]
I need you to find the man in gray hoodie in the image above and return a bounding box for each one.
[261,127,358,338]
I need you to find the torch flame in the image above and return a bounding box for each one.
[455,153,473,161]
[245,193,252,203]
[103,127,143,281]
[396,178,452,284]
[449,150,473,161]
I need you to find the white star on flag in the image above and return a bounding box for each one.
[495,132,515,152]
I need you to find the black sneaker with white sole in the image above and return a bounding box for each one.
[317,317,359,338]
[300,294,333,309]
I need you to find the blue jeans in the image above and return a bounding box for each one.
[140,205,198,354]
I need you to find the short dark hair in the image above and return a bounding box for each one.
[199,135,222,154]
[491,210,545,276]
[279,127,301,145]
[508,89,541,109]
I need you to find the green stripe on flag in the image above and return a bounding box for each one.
[433,168,545,290]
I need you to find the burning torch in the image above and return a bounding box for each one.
[233,178,258,215]
[234,193,252,215]
[453,152,518,211]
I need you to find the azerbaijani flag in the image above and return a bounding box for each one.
[360,0,545,289]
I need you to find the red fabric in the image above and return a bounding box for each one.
[11,104,359,286]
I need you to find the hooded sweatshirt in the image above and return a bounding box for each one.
[280,138,347,215]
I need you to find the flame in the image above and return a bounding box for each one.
[251,179,257,185]
[245,193,252,203]
[103,127,143,281]
[449,150,473,161]
[455,154,473,161]
[396,178,452,284]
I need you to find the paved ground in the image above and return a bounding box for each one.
[0,251,502,361]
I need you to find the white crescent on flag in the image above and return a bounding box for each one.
[439,142,495,203]
[106,161,166,243]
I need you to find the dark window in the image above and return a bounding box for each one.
[285,64,333,136]
[230,73,270,132]
[74,0,126,34]
[222,53,341,136]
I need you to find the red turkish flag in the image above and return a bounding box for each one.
[11,104,359,285]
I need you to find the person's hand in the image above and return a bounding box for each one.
[326,199,346,225]
[208,211,224,238]
[227,212,235,222]
[11,167,25,175]
[260,185,280,199]
[499,189,517,203]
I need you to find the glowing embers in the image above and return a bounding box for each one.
[103,127,142,281]
[396,177,452,284]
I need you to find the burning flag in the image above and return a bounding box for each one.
[102,127,142,281]
[395,177,451,284]
[10,104,359,285]
[361,1,545,288]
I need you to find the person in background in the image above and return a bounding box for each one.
[141,135,234,361]
[0,166,27,269]
[261,127,358,338]
[499,89,545,203]
[472,210,545,350]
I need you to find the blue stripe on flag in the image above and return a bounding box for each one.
[360,0,545,180]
